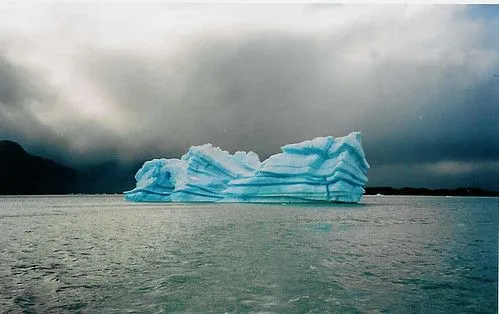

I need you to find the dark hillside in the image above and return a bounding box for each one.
[0,140,80,194]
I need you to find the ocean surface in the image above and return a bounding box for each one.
[0,195,497,313]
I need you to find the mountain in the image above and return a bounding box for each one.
[0,140,142,195]
[0,140,80,195]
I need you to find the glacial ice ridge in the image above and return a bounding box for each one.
[125,132,369,203]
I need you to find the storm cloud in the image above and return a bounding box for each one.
[0,3,498,189]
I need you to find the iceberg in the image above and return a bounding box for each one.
[125,132,369,203]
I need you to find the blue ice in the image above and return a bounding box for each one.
[125,132,369,203]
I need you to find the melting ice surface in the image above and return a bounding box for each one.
[125,132,369,203]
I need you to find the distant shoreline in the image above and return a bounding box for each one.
[364,187,499,197]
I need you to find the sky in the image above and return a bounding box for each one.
[0,3,498,190]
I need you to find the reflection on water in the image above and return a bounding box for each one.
[0,195,497,313]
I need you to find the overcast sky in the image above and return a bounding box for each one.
[0,3,498,189]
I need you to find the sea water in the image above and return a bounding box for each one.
[0,195,497,313]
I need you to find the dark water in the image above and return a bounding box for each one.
[0,195,497,313]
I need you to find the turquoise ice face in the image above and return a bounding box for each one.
[125,132,369,203]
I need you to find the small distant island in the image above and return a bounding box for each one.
[1,140,498,197]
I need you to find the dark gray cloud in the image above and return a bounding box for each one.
[0,53,69,158]
[0,4,497,189]
[0,47,134,164]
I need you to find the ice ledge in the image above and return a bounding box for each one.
[125,132,369,203]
